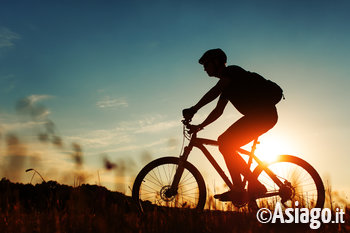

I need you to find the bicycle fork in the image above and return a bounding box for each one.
[166,145,192,197]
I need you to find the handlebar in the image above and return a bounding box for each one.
[182,119,202,135]
[182,119,191,127]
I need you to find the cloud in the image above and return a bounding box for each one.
[0,27,20,49]
[117,114,179,133]
[27,94,53,104]
[66,114,179,154]
[16,95,53,119]
[0,120,45,132]
[103,138,169,153]
[121,115,179,134]
[67,129,131,149]
[134,114,178,133]
[96,97,128,108]
[135,120,178,133]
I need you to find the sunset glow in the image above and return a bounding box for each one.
[0,1,349,200]
[254,135,294,163]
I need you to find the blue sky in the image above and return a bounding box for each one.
[0,0,349,198]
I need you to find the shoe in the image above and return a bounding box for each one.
[214,186,247,202]
[248,181,267,198]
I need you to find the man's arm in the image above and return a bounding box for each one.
[192,78,229,112]
[198,95,228,129]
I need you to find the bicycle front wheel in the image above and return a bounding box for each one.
[132,157,206,210]
[252,155,325,209]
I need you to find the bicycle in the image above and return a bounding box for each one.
[132,119,325,210]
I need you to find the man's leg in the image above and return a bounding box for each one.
[217,109,278,192]
[217,146,246,189]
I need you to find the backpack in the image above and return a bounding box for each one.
[249,72,284,105]
[264,79,284,104]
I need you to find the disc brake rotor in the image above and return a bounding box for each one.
[160,185,176,202]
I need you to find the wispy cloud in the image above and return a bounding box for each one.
[115,114,179,134]
[16,94,54,119]
[67,129,131,149]
[0,120,45,132]
[27,94,53,104]
[66,114,179,154]
[135,120,178,133]
[96,97,128,109]
[103,138,170,153]
[0,27,20,49]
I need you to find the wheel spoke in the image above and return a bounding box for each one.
[150,169,164,186]
[133,157,205,209]
[143,177,163,188]
[255,157,324,209]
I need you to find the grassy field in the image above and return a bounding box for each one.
[0,178,348,233]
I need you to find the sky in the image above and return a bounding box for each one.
[0,0,349,200]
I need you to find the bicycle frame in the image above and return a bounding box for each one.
[170,130,285,199]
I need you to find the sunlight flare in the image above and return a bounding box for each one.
[254,135,294,163]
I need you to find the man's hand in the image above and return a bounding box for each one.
[182,107,197,121]
[187,124,203,134]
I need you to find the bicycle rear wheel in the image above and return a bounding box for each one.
[132,157,206,210]
[252,155,325,209]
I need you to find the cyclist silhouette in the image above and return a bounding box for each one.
[183,48,279,202]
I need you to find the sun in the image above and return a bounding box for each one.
[253,135,293,163]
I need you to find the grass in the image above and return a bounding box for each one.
[0,178,349,233]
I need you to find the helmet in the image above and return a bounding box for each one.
[198,48,227,65]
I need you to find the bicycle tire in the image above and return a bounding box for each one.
[252,154,325,209]
[132,157,207,210]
